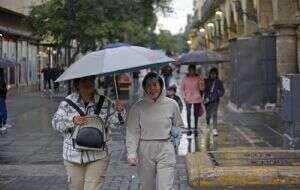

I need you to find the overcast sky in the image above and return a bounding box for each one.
[156,0,193,34]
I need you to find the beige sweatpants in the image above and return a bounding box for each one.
[64,159,108,190]
[138,141,176,190]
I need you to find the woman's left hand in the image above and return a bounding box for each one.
[115,100,124,112]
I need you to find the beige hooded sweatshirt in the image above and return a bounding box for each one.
[126,91,184,159]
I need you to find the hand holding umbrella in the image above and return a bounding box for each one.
[115,100,124,112]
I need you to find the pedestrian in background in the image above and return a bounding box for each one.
[167,85,183,113]
[161,64,173,90]
[204,68,225,136]
[132,71,140,95]
[0,70,11,132]
[126,72,184,190]
[161,50,174,90]
[180,65,205,135]
[52,66,61,92]
[52,76,125,190]
[41,64,52,91]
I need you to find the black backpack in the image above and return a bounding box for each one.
[64,95,108,151]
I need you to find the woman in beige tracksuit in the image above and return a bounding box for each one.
[126,72,184,190]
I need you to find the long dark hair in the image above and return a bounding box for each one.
[187,65,198,77]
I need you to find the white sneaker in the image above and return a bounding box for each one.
[4,124,12,129]
[213,129,218,136]
[0,127,7,134]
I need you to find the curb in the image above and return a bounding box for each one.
[186,151,300,188]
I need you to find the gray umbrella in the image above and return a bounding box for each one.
[179,50,228,65]
[0,58,17,68]
[55,45,174,99]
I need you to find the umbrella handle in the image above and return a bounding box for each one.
[114,73,119,99]
[156,63,159,74]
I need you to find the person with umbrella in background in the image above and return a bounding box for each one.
[180,65,205,135]
[126,72,184,190]
[160,50,174,90]
[52,76,125,190]
[204,68,225,136]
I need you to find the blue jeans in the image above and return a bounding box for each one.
[0,98,7,126]
[186,103,201,129]
[205,102,219,129]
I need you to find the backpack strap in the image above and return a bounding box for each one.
[94,95,105,115]
[64,99,86,116]
[103,100,112,135]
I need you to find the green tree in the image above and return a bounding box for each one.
[174,32,190,54]
[29,0,172,62]
[153,30,178,53]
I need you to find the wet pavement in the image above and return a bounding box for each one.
[0,71,297,189]
[0,92,67,190]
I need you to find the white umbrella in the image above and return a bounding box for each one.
[56,45,174,98]
[56,46,173,82]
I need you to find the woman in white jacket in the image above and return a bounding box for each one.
[52,76,125,190]
[126,72,184,190]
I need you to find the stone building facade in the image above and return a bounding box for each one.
[189,0,300,83]
[189,0,300,104]
[0,0,65,96]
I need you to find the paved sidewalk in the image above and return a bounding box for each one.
[0,79,297,190]
[101,128,192,190]
[0,92,67,190]
[0,92,194,190]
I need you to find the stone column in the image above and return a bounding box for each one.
[232,0,245,35]
[273,24,298,76]
[272,0,298,103]
[257,0,273,32]
[272,0,299,75]
[275,24,298,105]
[242,0,259,35]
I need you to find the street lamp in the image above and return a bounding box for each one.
[207,23,214,28]
[187,40,192,45]
[199,28,206,33]
[67,0,75,94]
[215,10,223,17]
